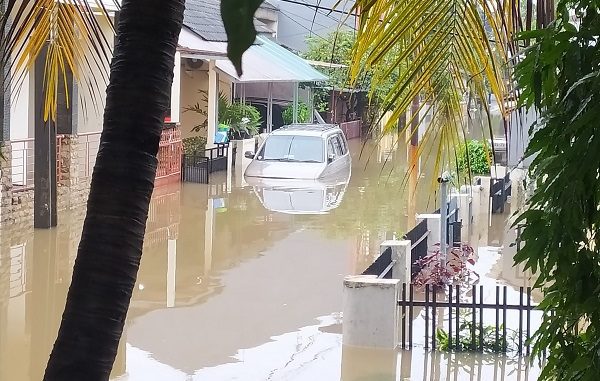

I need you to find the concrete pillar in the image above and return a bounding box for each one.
[343,275,400,349]
[166,239,176,308]
[206,60,219,149]
[380,240,411,283]
[416,213,440,250]
[204,198,214,275]
[341,345,397,381]
[0,145,13,223]
[234,138,254,187]
[170,51,181,124]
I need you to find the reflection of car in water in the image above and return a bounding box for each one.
[244,124,352,214]
[247,172,351,214]
[244,124,351,180]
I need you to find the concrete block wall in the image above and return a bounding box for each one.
[0,145,13,223]
[0,136,92,225]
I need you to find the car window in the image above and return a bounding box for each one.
[332,135,343,157]
[258,135,324,163]
[338,134,348,154]
[327,139,336,161]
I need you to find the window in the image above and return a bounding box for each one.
[258,135,324,163]
[336,134,348,155]
[332,135,343,157]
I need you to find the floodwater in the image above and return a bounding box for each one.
[0,139,540,381]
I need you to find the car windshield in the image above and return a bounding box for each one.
[258,135,324,163]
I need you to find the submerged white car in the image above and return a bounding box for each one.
[244,124,352,180]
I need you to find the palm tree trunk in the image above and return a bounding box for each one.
[43,0,184,379]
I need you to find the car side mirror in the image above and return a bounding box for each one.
[327,153,335,163]
[245,151,255,159]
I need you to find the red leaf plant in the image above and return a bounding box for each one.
[413,243,477,287]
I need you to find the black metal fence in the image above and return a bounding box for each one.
[362,246,393,278]
[491,172,511,214]
[405,219,429,277]
[181,155,209,184]
[397,283,538,355]
[205,143,229,173]
[361,198,461,280]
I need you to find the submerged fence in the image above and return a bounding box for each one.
[491,172,512,214]
[397,284,538,355]
[362,198,460,280]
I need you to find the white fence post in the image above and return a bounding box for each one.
[343,275,400,349]
[416,214,440,251]
[380,240,411,283]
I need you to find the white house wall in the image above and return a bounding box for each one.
[75,14,114,134]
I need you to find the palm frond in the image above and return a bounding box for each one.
[1,0,117,122]
[350,0,520,180]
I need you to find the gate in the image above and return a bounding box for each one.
[181,155,209,184]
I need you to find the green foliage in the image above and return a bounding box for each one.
[514,2,600,379]
[436,320,517,353]
[304,30,358,91]
[182,136,206,156]
[303,30,401,110]
[223,102,261,137]
[457,140,492,176]
[281,101,310,125]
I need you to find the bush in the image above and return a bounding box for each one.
[282,101,310,125]
[457,140,492,175]
[182,136,206,156]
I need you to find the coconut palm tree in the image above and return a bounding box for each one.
[3,0,185,379]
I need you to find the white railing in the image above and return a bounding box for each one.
[9,244,27,298]
[10,138,35,191]
[9,132,101,192]
[76,132,101,179]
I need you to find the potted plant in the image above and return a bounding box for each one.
[223,102,262,140]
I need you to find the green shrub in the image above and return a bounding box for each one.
[182,136,206,156]
[457,140,492,175]
[223,102,262,137]
[282,101,310,125]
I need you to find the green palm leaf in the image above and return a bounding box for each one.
[349,0,519,180]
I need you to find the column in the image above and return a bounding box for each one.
[267,82,273,132]
[33,44,57,228]
[292,82,299,123]
[343,275,400,348]
[380,240,411,283]
[166,239,176,308]
[203,198,214,275]
[417,214,441,251]
[170,52,181,124]
[206,60,219,149]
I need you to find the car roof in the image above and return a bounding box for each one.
[270,124,341,137]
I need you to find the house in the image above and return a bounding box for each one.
[0,0,327,226]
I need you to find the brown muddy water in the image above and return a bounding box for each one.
[0,139,540,380]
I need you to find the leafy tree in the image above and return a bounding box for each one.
[303,30,402,116]
[514,1,600,379]
[281,101,310,124]
[457,140,493,176]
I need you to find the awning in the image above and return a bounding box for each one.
[215,36,328,83]
[178,28,228,59]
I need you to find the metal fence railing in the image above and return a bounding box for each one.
[204,143,229,173]
[10,138,35,191]
[491,172,512,214]
[76,132,101,179]
[181,155,209,184]
[11,133,101,192]
[397,283,539,355]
